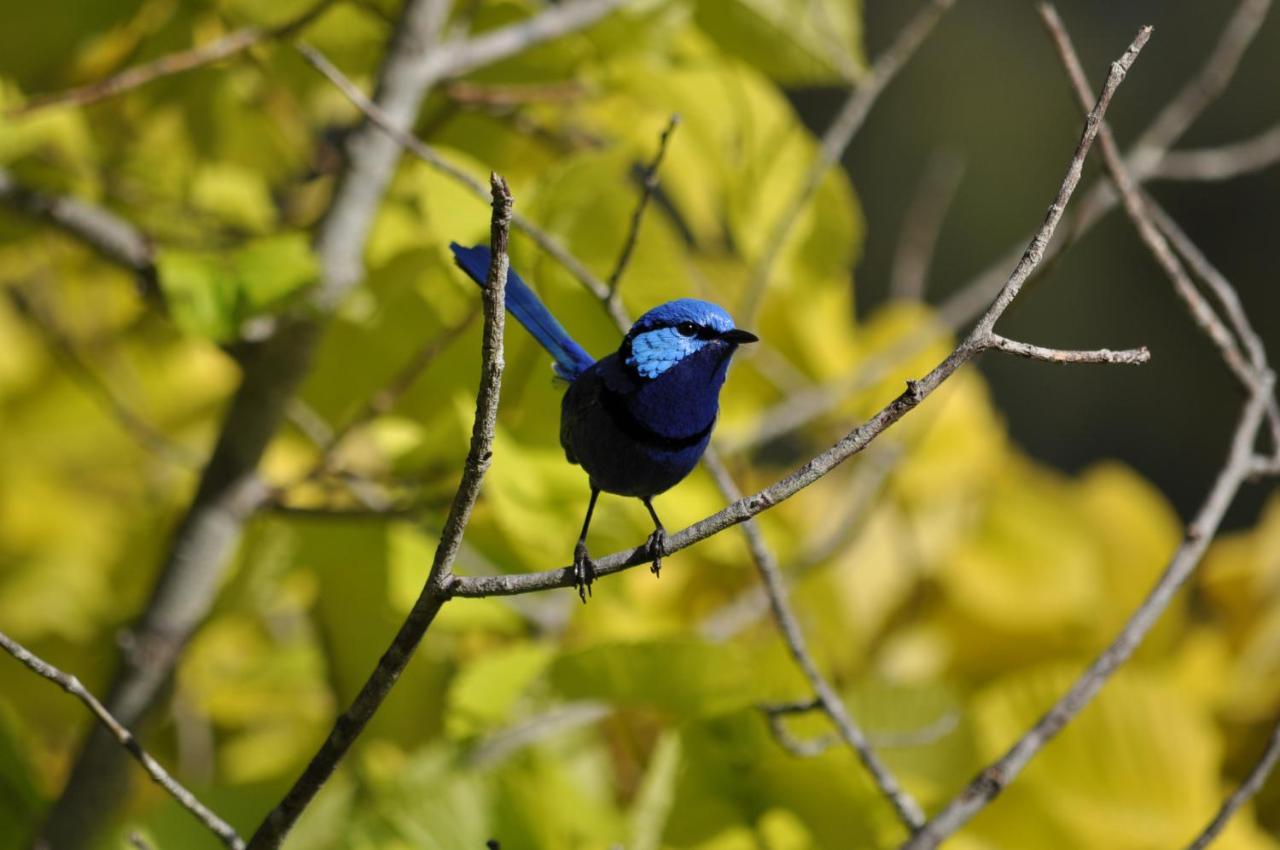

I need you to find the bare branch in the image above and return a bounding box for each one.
[902,377,1274,850]
[731,0,1275,455]
[889,150,966,303]
[1185,715,1280,850]
[0,630,244,849]
[606,114,680,301]
[1130,0,1273,166]
[248,174,512,850]
[1039,5,1260,390]
[985,333,1150,365]
[702,449,925,829]
[0,167,160,306]
[739,0,957,322]
[1153,123,1280,182]
[10,0,335,117]
[452,26,1151,602]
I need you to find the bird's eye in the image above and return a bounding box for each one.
[676,321,698,337]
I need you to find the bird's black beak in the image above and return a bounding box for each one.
[719,328,759,345]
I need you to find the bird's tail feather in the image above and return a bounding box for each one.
[449,242,595,380]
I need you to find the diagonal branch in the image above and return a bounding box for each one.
[0,167,161,307]
[900,375,1274,850]
[1184,715,1280,850]
[702,449,926,829]
[247,174,511,850]
[732,0,1274,456]
[0,630,244,849]
[606,113,680,302]
[739,0,956,323]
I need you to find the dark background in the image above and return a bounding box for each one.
[792,0,1280,527]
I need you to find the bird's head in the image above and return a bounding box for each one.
[621,298,758,380]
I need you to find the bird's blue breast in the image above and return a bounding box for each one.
[560,344,735,497]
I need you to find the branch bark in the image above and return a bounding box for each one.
[246,173,511,850]
[0,631,243,849]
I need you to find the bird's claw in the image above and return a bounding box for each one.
[573,540,596,603]
[646,527,667,577]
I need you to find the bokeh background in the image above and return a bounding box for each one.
[1,1,1278,849]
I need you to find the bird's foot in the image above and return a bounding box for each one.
[573,540,596,603]
[646,527,667,577]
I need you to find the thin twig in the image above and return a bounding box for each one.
[0,631,244,849]
[606,114,680,301]
[702,449,925,829]
[739,0,956,322]
[1129,0,1273,169]
[889,150,966,302]
[10,0,337,116]
[247,174,511,850]
[1185,716,1280,850]
[984,333,1149,365]
[451,26,1151,603]
[1153,124,1280,182]
[0,167,160,306]
[732,0,1275,454]
[1040,6,1258,389]
[901,378,1274,850]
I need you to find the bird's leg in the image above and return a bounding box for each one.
[642,498,667,577]
[573,486,601,603]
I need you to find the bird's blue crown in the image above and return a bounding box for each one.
[624,299,739,380]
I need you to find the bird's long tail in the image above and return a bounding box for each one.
[450,242,596,380]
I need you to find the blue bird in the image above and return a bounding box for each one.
[450,242,757,600]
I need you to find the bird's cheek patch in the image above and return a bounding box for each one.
[626,328,702,378]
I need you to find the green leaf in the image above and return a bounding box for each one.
[549,639,770,717]
[694,0,866,85]
[156,232,316,340]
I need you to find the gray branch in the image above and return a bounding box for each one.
[732,0,1274,455]
[246,174,511,850]
[0,167,160,306]
[1185,716,1280,850]
[893,14,1279,848]
[0,630,244,849]
[703,450,925,828]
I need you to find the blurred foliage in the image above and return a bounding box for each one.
[0,1,1277,849]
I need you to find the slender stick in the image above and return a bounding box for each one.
[889,151,966,303]
[702,450,926,829]
[732,0,1275,455]
[900,379,1273,850]
[739,0,956,322]
[1184,717,1280,850]
[247,174,511,850]
[606,114,680,301]
[0,631,244,849]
